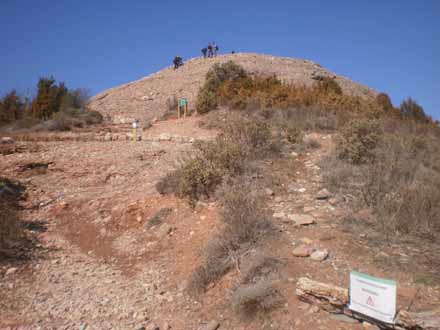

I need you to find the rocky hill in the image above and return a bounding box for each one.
[88,53,377,124]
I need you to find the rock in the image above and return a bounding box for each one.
[265,188,274,196]
[291,151,298,157]
[104,133,112,141]
[79,323,88,330]
[292,245,315,257]
[273,212,285,219]
[329,314,359,324]
[299,237,313,244]
[362,322,380,330]
[145,323,160,330]
[156,223,172,239]
[316,188,331,200]
[5,267,18,276]
[161,321,171,330]
[310,249,329,261]
[303,206,315,213]
[199,320,220,330]
[158,133,172,141]
[288,214,315,226]
[0,137,15,144]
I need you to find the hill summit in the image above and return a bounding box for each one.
[88,53,377,123]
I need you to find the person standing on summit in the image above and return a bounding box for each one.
[201,47,207,58]
[207,43,213,58]
[213,42,218,57]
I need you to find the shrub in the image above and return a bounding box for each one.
[317,77,343,95]
[224,117,276,157]
[196,61,247,114]
[176,157,223,207]
[399,97,430,123]
[0,177,25,259]
[337,118,383,164]
[231,281,283,319]
[376,92,394,112]
[217,181,274,248]
[284,123,304,144]
[196,88,217,114]
[188,180,275,295]
[155,170,181,195]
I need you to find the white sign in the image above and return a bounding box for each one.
[349,271,396,324]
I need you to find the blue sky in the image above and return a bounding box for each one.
[1,0,439,118]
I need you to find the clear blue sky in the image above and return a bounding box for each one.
[1,0,439,118]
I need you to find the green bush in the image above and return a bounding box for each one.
[399,97,430,123]
[317,77,343,95]
[337,118,382,164]
[376,92,394,112]
[196,61,247,114]
[196,88,217,114]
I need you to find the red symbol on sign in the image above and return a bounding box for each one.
[366,296,375,307]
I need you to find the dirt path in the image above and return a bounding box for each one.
[1,122,439,330]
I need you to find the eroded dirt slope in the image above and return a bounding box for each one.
[1,118,438,330]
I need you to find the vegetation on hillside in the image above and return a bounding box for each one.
[0,77,102,130]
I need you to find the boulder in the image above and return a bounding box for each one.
[288,214,315,226]
[310,249,329,261]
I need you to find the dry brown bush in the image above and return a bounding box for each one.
[323,120,440,241]
[231,281,283,319]
[187,180,276,295]
[0,178,25,259]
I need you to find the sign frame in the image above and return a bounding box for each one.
[349,271,397,324]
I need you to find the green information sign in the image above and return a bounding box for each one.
[179,98,187,107]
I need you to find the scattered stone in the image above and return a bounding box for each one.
[300,237,313,244]
[199,320,220,330]
[104,133,112,142]
[293,245,315,257]
[145,323,160,330]
[362,322,380,330]
[79,323,88,330]
[297,188,307,193]
[291,151,298,157]
[1,137,15,144]
[265,188,274,196]
[161,321,171,330]
[316,188,331,200]
[5,267,18,276]
[328,197,339,205]
[288,214,315,226]
[330,314,359,324]
[156,223,172,239]
[273,212,285,219]
[310,305,320,313]
[310,249,329,261]
[303,206,315,213]
[158,133,172,141]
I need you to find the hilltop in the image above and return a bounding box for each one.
[88,53,377,123]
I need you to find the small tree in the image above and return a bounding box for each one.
[0,90,24,125]
[376,92,393,112]
[399,97,429,123]
[30,77,67,119]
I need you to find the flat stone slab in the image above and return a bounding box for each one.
[288,214,315,226]
[293,245,315,257]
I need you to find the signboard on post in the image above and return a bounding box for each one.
[349,271,396,324]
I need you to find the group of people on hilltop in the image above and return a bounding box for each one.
[201,42,219,58]
[173,42,221,70]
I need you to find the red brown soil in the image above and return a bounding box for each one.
[1,117,439,330]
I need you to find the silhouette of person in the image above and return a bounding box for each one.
[201,47,207,58]
[207,43,213,58]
